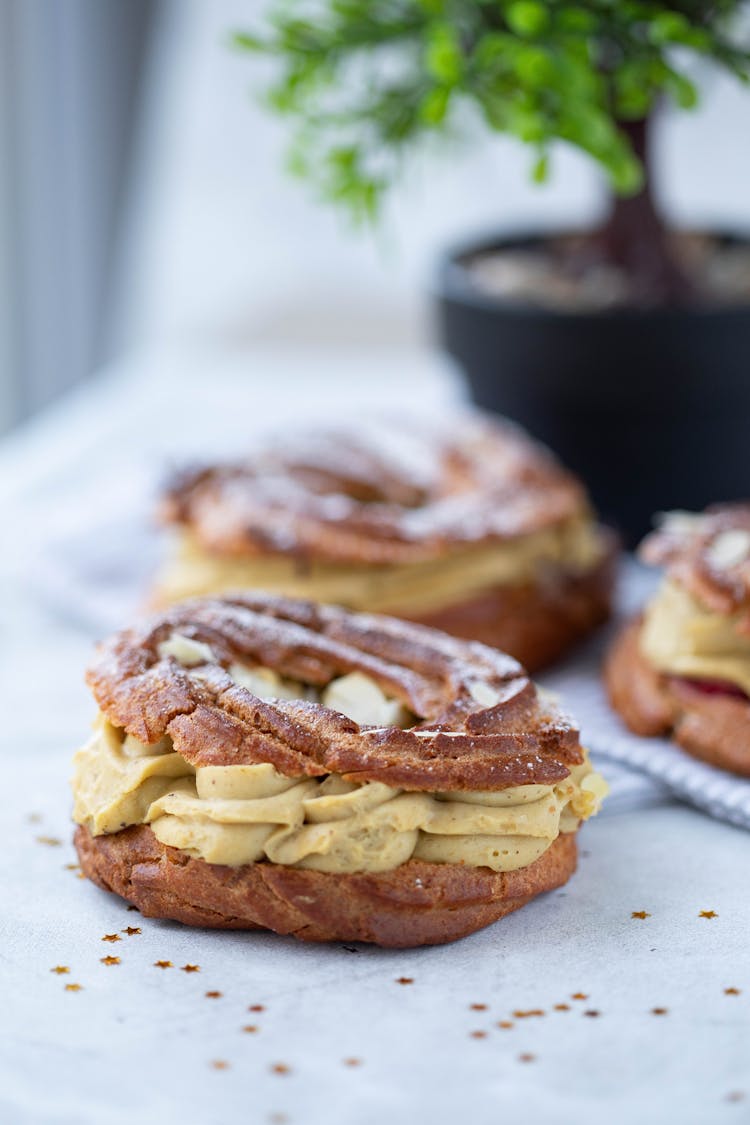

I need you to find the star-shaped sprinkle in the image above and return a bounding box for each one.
[154,960,173,969]
[181,964,200,973]
[470,1003,488,1011]
[554,1004,570,1012]
[36,836,62,847]
[631,911,651,920]
[470,1031,487,1039]
[571,993,588,1001]
[497,1021,514,1030]
[101,934,121,944]
[651,1008,668,1016]
[518,1054,536,1064]
[211,1060,229,1071]
[725,988,741,996]
[271,1063,290,1076]
[395,977,413,985]
[248,1004,265,1012]
[50,966,70,975]
[122,926,141,936]
[584,1010,601,1018]
[242,1025,258,1034]
[699,910,718,919]
[65,983,83,992]
[205,991,222,999]
[100,955,121,966]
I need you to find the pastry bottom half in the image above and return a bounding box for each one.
[605,617,750,777]
[75,824,578,948]
[408,548,615,672]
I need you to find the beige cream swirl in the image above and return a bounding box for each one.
[641,579,750,694]
[155,517,605,612]
[72,716,607,875]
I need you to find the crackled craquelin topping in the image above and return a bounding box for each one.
[85,593,586,791]
[160,415,595,566]
[641,505,750,618]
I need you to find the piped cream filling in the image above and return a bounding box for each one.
[72,699,607,875]
[641,579,750,695]
[154,517,604,612]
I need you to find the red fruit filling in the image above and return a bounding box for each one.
[675,676,749,702]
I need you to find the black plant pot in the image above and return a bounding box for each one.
[437,232,750,546]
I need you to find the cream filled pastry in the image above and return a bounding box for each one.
[72,593,607,947]
[606,505,750,776]
[152,413,616,671]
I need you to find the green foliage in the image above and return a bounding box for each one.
[235,1,750,218]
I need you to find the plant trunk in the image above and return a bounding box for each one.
[594,117,695,304]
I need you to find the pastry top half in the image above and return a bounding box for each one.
[161,414,595,565]
[74,593,606,876]
[153,413,613,624]
[639,504,750,695]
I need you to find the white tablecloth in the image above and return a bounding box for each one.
[2,348,749,1125]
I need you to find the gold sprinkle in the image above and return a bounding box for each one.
[205,991,222,999]
[271,1063,290,1076]
[554,1004,570,1012]
[571,993,588,1001]
[50,965,70,975]
[100,956,120,966]
[64,983,83,992]
[518,1053,536,1064]
[651,1007,668,1016]
[154,960,173,969]
[181,964,200,973]
[584,1010,601,1018]
[725,988,741,996]
[395,977,413,985]
[36,836,61,847]
[699,910,718,919]
[101,934,121,944]
[470,1003,488,1011]
[211,1060,229,1071]
[631,911,651,920]
[76,872,87,880]
[497,1021,514,1030]
[470,1031,487,1039]
[28,813,42,824]
[242,1025,259,1034]
[64,863,80,872]
[249,1003,266,1012]
[122,926,141,936]
[513,1009,545,1019]
[343,1058,361,1067]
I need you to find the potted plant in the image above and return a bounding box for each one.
[235,2,750,542]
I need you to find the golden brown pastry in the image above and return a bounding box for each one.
[72,593,607,947]
[606,505,750,776]
[152,414,616,670]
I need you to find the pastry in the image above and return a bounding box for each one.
[605,505,750,776]
[72,592,607,947]
[152,414,616,670]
